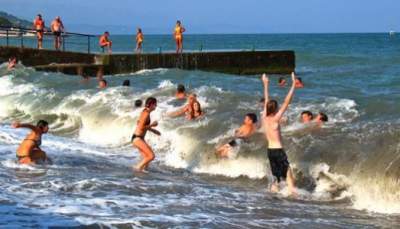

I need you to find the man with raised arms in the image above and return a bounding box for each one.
[262,72,297,196]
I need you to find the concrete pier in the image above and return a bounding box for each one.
[0,46,295,75]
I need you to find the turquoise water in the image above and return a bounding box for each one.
[0,33,400,228]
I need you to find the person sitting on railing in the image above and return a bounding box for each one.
[33,14,45,49]
[51,16,65,51]
[99,31,112,53]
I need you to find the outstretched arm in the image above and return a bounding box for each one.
[12,122,37,131]
[167,105,188,118]
[274,72,296,120]
[262,74,269,116]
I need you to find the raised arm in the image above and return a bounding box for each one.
[262,73,269,117]
[274,72,296,120]
[167,104,188,118]
[12,122,37,131]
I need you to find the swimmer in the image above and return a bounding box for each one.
[131,97,161,172]
[51,16,65,50]
[278,77,287,87]
[99,31,112,53]
[174,20,186,54]
[300,111,314,123]
[295,77,304,88]
[7,57,17,71]
[168,94,200,120]
[262,72,297,196]
[314,112,328,125]
[99,79,107,89]
[12,120,52,164]
[134,99,143,108]
[175,84,187,99]
[122,79,130,86]
[136,28,144,53]
[33,14,45,49]
[216,113,258,158]
[190,101,204,120]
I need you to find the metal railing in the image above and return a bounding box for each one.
[0,25,96,54]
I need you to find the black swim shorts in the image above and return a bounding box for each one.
[53,31,61,37]
[267,148,290,183]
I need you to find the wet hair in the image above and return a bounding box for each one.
[145,97,157,108]
[266,100,278,116]
[259,97,265,103]
[122,80,130,86]
[99,79,107,86]
[36,120,49,129]
[301,110,314,119]
[177,84,186,93]
[194,101,202,113]
[134,99,143,108]
[246,113,258,123]
[278,77,285,84]
[319,112,328,122]
[228,139,237,147]
[296,77,303,83]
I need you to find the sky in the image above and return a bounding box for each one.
[0,0,399,34]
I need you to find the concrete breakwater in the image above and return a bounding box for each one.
[0,46,295,75]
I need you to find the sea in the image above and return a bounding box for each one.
[0,33,399,228]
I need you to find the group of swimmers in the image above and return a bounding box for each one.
[32,14,65,50]
[12,72,329,196]
[98,20,186,54]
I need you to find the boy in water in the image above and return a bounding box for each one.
[314,112,328,125]
[216,113,258,158]
[175,84,187,99]
[262,72,297,196]
[278,77,286,87]
[300,111,314,123]
[295,77,304,88]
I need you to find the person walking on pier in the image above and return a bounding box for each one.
[33,14,45,49]
[174,20,186,54]
[51,16,65,51]
[136,28,144,53]
[99,31,112,53]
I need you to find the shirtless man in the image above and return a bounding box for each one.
[131,97,161,172]
[12,120,51,164]
[262,72,297,195]
[99,31,112,53]
[33,14,45,49]
[175,84,187,100]
[51,16,65,50]
[216,113,258,158]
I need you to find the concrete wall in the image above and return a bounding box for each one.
[0,46,295,75]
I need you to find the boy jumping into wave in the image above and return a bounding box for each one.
[262,72,297,196]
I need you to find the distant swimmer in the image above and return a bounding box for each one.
[134,99,143,108]
[278,77,287,87]
[12,120,52,164]
[175,84,187,100]
[51,16,65,50]
[295,77,304,88]
[122,79,130,86]
[168,94,202,120]
[131,97,161,172]
[300,110,314,123]
[262,72,297,196]
[7,57,17,71]
[98,79,107,89]
[174,20,186,54]
[216,113,258,158]
[33,14,45,49]
[136,28,144,53]
[99,31,112,53]
[314,112,328,125]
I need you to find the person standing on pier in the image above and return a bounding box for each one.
[99,31,112,53]
[136,28,144,53]
[174,20,186,54]
[33,14,45,49]
[51,16,65,51]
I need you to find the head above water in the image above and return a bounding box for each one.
[193,101,202,113]
[317,112,328,122]
[245,113,258,124]
[99,79,107,88]
[36,120,49,133]
[122,80,130,86]
[177,84,185,93]
[266,100,278,116]
[145,97,157,110]
[134,99,143,108]
[301,110,314,123]
[278,77,286,84]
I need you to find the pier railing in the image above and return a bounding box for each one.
[0,25,96,54]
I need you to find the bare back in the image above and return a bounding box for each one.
[263,116,283,149]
